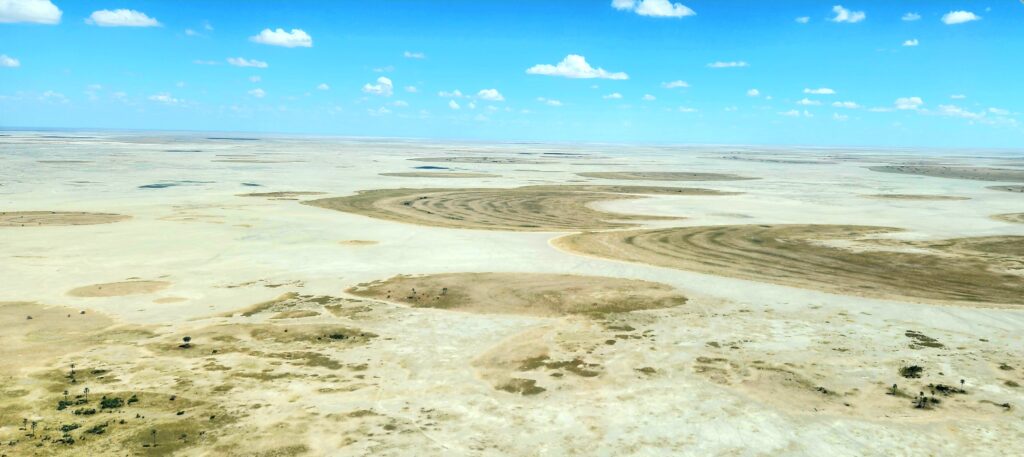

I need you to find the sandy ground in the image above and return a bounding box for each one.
[1,133,1023,456]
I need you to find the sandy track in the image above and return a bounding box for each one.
[68,280,171,297]
[554,224,1024,306]
[992,213,1024,224]
[347,272,687,317]
[303,185,734,231]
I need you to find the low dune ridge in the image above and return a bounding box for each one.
[379,172,500,178]
[865,194,970,201]
[0,211,130,227]
[869,165,1024,182]
[555,224,1024,306]
[68,280,171,297]
[347,272,687,317]
[577,171,756,181]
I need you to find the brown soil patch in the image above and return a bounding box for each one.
[339,240,379,246]
[869,165,1024,182]
[346,272,687,317]
[380,172,500,178]
[554,224,1024,306]
[302,185,734,231]
[989,185,1024,193]
[576,171,756,181]
[992,213,1024,224]
[68,280,171,298]
[865,194,970,201]
[0,302,114,375]
[237,191,326,198]
[0,211,130,227]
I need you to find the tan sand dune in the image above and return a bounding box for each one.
[554,224,1024,306]
[303,185,735,231]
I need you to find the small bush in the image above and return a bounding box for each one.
[899,365,923,378]
[56,399,73,411]
[73,408,96,416]
[100,397,124,409]
[60,423,81,433]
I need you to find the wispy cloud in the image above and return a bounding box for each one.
[362,76,393,97]
[795,16,810,24]
[803,87,835,95]
[902,39,919,47]
[537,97,562,107]
[901,12,920,21]
[227,57,268,68]
[403,51,426,59]
[603,92,623,100]
[0,54,20,68]
[661,80,690,89]
[895,96,924,110]
[707,61,748,68]
[476,89,504,101]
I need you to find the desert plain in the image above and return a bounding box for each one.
[1,131,1023,456]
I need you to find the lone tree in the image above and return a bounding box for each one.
[84,387,90,401]
[151,428,158,447]
[181,336,192,349]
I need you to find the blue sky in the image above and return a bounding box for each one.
[1,0,1022,147]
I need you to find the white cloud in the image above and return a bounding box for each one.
[248,88,265,98]
[317,83,330,91]
[950,94,966,100]
[797,98,821,106]
[642,94,656,101]
[227,57,268,68]
[937,104,982,119]
[833,113,849,121]
[448,100,460,110]
[677,106,697,112]
[39,90,68,103]
[895,96,924,110]
[661,80,689,89]
[249,75,261,82]
[603,92,623,99]
[988,107,1011,116]
[86,9,159,27]
[403,51,425,59]
[830,5,865,23]
[368,107,391,116]
[867,107,894,113]
[803,87,835,95]
[148,93,179,105]
[746,88,760,97]
[362,76,393,97]
[942,11,980,25]
[185,28,199,36]
[537,97,562,107]
[612,0,696,18]
[0,0,61,24]
[832,101,860,109]
[390,100,408,107]
[404,86,418,93]
[707,61,748,68]
[438,89,463,98]
[902,12,921,21]
[0,54,19,68]
[902,39,919,47]
[250,28,312,48]
[467,101,476,110]
[795,16,810,24]
[526,54,628,80]
[477,88,504,101]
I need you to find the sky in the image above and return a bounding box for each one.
[1,0,1022,148]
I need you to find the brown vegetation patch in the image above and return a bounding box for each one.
[576,171,756,181]
[989,185,1024,193]
[347,272,686,317]
[554,224,1024,305]
[410,156,549,165]
[0,211,130,227]
[68,280,171,298]
[237,191,326,198]
[302,185,738,231]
